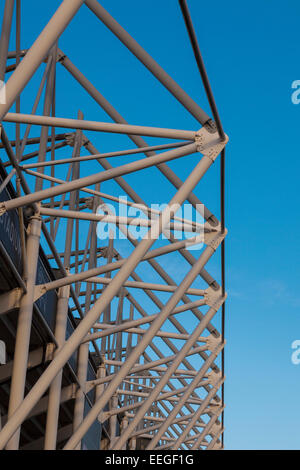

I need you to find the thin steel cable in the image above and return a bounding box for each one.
[178,0,225,141]
[179,0,227,448]
[221,148,226,448]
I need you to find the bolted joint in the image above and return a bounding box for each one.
[27,214,42,234]
[205,334,222,352]
[210,422,222,437]
[204,223,227,251]
[204,119,217,134]
[195,126,229,162]
[204,286,227,311]
[98,410,110,424]
[85,197,95,210]
[33,284,47,302]
[65,132,76,147]
[206,401,222,415]
[205,370,222,386]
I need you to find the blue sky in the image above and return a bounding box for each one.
[2,0,300,450]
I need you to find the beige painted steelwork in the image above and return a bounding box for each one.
[0,0,228,450]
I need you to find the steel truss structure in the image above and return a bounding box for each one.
[0,0,228,450]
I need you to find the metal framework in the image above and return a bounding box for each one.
[0,0,228,450]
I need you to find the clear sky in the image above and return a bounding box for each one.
[3,0,300,450]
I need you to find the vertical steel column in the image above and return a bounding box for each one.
[109,394,118,447]
[67,111,86,451]
[95,364,106,449]
[72,172,103,450]
[15,0,21,161]
[0,0,14,81]
[35,46,56,191]
[49,41,57,238]
[101,235,114,356]
[111,288,125,373]
[6,215,42,450]
[120,416,128,450]
[72,339,89,450]
[63,110,83,264]
[44,283,70,450]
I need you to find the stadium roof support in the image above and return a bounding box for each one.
[0,0,228,450]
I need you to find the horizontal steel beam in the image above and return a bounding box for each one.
[0,142,197,213]
[3,112,196,140]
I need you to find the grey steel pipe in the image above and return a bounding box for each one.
[73,167,96,450]
[72,342,89,450]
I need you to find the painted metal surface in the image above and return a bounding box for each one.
[0,0,227,450]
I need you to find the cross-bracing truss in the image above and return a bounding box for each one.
[0,0,228,450]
